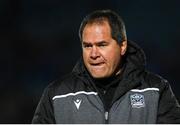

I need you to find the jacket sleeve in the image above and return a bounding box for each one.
[157,79,180,123]
[32,87,56,124]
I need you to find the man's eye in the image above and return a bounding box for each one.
[98,43,107,47]
[99,44,105,47]
[83,44,92,48]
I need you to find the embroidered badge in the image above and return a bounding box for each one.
[130,93,145,108]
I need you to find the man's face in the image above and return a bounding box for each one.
[82,21,127,79]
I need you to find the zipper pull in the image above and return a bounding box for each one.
[105,111,109,121]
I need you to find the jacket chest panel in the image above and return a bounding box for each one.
[52,88,160,123]
[109,88,160,123]
[53,91,104,123]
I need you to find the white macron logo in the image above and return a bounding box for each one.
[74,99,82,110]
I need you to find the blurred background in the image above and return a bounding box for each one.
[0,0,180,123]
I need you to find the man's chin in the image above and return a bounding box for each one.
[90,73,108,79]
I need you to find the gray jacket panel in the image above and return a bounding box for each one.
[53,88,159,123]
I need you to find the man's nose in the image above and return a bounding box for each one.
[90,46,100,59]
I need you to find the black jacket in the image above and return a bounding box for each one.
[32,41,180,124]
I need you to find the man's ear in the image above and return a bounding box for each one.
[120,40,127,55]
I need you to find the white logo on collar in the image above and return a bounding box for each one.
[74,99,82,110]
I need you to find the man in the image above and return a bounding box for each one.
[32,10,180,123]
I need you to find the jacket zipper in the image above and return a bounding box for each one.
[104,111,109,124]
[76,74,110,123]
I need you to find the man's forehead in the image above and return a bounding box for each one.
[83,21,111,35]
[87,17,109,25]
[85,20,109,28]
[82,21,112,44]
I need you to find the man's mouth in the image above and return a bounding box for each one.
[90,62,105,66]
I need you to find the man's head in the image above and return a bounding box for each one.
[79,10,127,79]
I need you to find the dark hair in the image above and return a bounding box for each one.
[79,9,127,43]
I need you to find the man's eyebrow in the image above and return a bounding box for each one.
[83,41,107,44]
[96,41,108,45]
[82,41,91,45]
[97,41,107,44]
[82,41,109,46]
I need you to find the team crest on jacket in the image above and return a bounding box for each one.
[130,93,145,108]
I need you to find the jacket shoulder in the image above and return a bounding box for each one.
[142,71,169,92]
[44,73,79,97]
[32,73,79,124]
